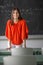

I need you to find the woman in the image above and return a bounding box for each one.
[5,7,29,49]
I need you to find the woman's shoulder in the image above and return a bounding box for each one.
[6,19,12,24]
[21,19,26,22]
[20,19,26,24]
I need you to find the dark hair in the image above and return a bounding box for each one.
[11,7,22,25]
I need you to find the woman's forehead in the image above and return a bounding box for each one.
[13,10,18,13]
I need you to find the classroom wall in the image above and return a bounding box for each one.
[0,35,43,49]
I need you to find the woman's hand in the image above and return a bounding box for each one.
[6,46,11,50]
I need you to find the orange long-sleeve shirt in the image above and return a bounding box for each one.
[5,19,29,45]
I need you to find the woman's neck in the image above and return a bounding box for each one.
[13,18,18,23]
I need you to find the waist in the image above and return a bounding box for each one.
[11,40,23,45]
[11,43,22,48]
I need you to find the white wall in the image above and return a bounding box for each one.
[26,39,43,48]
[0,35,43,49]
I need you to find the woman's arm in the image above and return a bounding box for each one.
[6,40,11,50]
[8,40,11,48]
[23,39,26,48]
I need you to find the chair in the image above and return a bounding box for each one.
[3,55,36,65]
[11,48,33,55]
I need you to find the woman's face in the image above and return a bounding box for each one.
[12,10,19,19]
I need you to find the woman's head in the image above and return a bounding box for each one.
[11,7,22,21]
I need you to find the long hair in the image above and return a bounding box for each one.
[11,7,22,25]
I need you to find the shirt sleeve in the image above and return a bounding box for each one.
[21,20,29,40]
[5,20,12,41]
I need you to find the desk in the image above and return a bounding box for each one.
[0,50,43,65]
